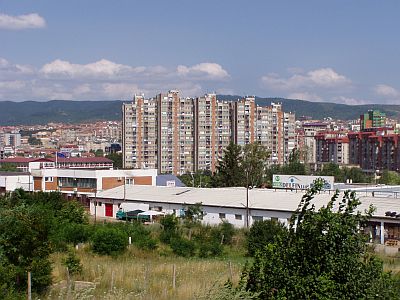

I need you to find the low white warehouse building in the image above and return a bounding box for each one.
[91,185,400,245]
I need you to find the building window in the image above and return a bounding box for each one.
[235,214,242,220]
[125,178,134,185]
[219,213,226,219]
[271,217,278,223]
[98,202,102,206]
[252,216,263,222]
[45,176,53,182]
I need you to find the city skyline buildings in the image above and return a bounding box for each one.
[122,90,295,175]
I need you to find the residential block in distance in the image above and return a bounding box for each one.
[122,91,296,175]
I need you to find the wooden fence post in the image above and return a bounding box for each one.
[172,264,176,289]
[27,271,32,300]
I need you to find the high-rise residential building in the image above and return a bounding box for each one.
[122,94,158,169]
[315,132,349,165]
[194,94,232,173]
[348,128,399,172]
[232,97,256,146]
[3,131,21,148]
[360,110,386,130]
[255,103,296,165]
[300,122,331,164]
[122,91,296,175]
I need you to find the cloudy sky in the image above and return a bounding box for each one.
[1,1,400,104]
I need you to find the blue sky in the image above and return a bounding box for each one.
[1,0,400,104]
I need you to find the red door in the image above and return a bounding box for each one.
[105,203,113,217]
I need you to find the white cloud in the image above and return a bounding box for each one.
[0,13,46,30]
[287,92,321,102]
[102,83,140,99]
[333,96,366,105]
[261,68,351,91]
[73,84,91,95]
[40,59,134,79]
[0,80,26,90]
[177,63,229,80]
[374,84,399,97]
[0,58,230,100]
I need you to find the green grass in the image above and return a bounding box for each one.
[45,245,248,300]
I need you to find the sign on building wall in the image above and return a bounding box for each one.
[272,174,334,190]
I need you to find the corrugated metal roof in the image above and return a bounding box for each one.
[95,185,400,220]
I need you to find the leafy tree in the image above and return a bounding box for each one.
[218,221,235,245]
[170,236,196,257]
[318,162,343,181]
[28,136,42,146]
[242,143,269,187]
[58,200,89,224]
[281,148,307,175]
[378,170,400,185]
[182,202,205,240]
[52,222,90,250]
[192,225,224,258]
[182,202,205,223]
[160,214,180,244]
[0,163,18,172]
[115,222,157,250]
[94,149,104,157]
[0,204,53,293]
[91,226,128,256]
[243,181,400,299]
[246,219,287,257]
[106,152,122,169]
[63,250,83,276]
[179,170,214,187]
[215,141,244,187]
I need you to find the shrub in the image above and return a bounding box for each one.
[170,237,195,257]
[112,222,157,250]
[246,219,287,257]
[63,250,83,275]
[217,221,235,245]
[160,214,179,244]
[58,200,89,224]
[91,226,128,255]
[194,226,224,258]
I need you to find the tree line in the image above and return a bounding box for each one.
[179,141,378,188]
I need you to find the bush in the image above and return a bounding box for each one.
[91,226,128,255]
[193,226,224,258]
[116,222,157,250]
[63,250,83,275]
[51,222,90,251]
[160,214,179,244]
[246,219,287,257]
[58,200,89,224]
[170,237,195,257]
[217,221,235,245]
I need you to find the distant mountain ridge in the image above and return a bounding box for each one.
[0,97,399,125]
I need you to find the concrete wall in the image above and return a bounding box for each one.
[89,198,292,228]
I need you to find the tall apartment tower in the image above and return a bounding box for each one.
[283,111,296,163]
[122,94,157,169]
[156,90,181,174]
[194,94,231,173]
[178,96,196,175]
[122,92,296,175]
[232,97,256,145]
[255,103,294,165]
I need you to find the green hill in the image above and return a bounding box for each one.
[0,97,399,125]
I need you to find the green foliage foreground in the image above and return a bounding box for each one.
[240,181,400,299]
